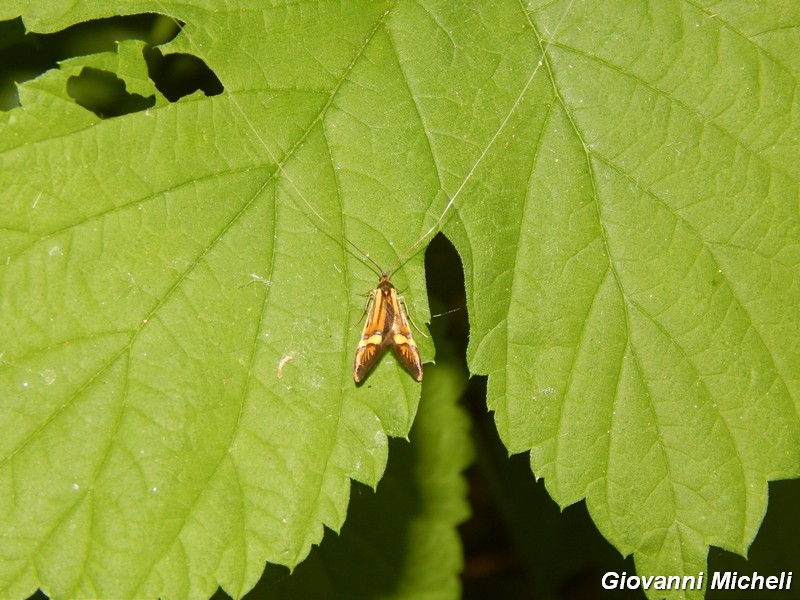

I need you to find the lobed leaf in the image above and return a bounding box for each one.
[1,1,798,599]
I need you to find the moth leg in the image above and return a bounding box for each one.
[398,295,428,338]
[350,290,376,330]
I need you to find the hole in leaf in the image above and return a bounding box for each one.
[145,46,223,101]
[67,67,155,118]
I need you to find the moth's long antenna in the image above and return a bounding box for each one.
[387,58,538,275]
[387,0,577,276]
[155,2,575,279]
[341,237,384,277]
[153,3,391,277]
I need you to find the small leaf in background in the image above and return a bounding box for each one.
[254,363,473,599]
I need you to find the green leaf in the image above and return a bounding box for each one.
[1,2,798,599]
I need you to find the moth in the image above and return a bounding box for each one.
[158,8,553,385]
[353,273,423,383]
